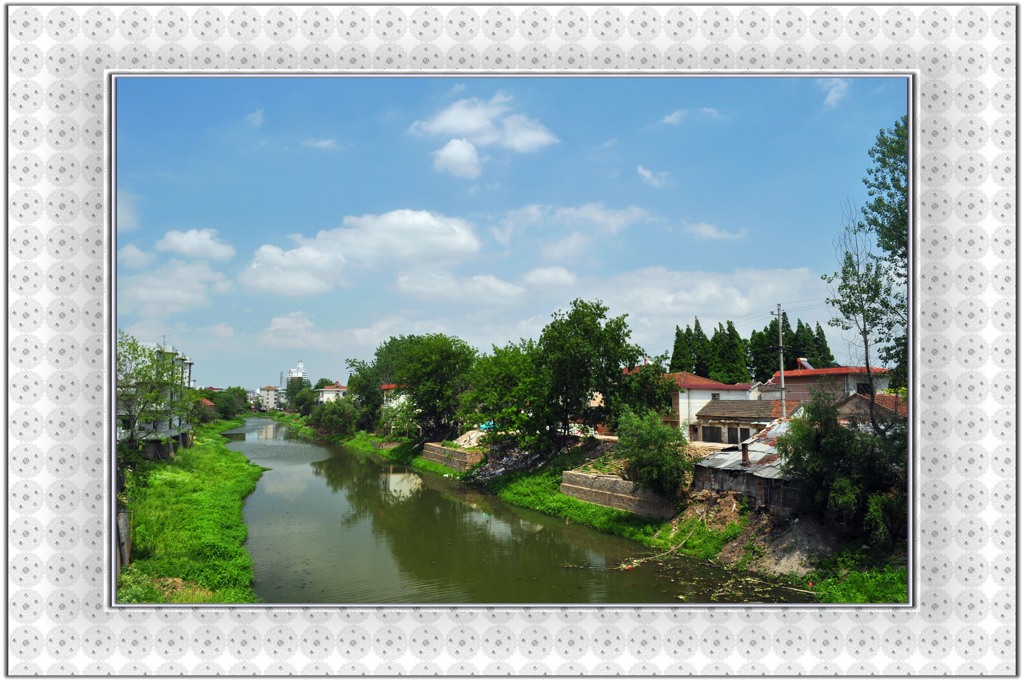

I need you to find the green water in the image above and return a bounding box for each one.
[226,419,810,605]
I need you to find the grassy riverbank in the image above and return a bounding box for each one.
[116,418,265,604]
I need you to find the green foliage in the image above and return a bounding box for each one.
[612,356,676,430]
[616,407,690,499]
[308,398,359,437]
[669,325,694,373]
[206,386,249,420]
[116,330,190,442]
[538,299,642,437]
[460,339,556,452]
[117,422,264,603]
[285,376,312,407]
[778,390,907,549]
[380,399,419,439]
[709,321,749,384]
[391,333,477,439]
[345,358,385,431]
[291,387,317,417]
[314,377,335,390]
[808,547,908,603]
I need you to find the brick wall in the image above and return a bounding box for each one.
[560,471,678,520]
[421,442,484,472]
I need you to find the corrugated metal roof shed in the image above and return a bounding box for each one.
[695,418,793,480]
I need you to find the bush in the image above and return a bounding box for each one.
[615,407,690,499]
[309,398,358,437]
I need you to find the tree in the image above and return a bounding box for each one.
[614,354,676,430]
[616,407,691,499]
[205,386,249,420]
[709,321,749,384]
[116,330,180,444]
[291,387,317,417]
[690,318,712,377]
[859,116,909,389]
[284,376,312,408]
[812,322,836,368]
[391,333,477,439]
[309,398,358,437]
[777,389,907,549]
[790,320,817,366]
[537,299,642,438]
[669,325,694,373]
[314,377,335,390]
[823,207,895,436]
[747,326,778,384]
[345,358,385,431]
[460,339,554,450]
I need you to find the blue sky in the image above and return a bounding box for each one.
[115,75,908,389]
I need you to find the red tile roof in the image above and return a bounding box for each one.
[769,366,889,382]
[200,398,216,408]
[666,371,751,391]
[842,392,908,417]
[319,382,347,391]
[261,385,278,391]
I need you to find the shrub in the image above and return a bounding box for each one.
[615,407,690,499]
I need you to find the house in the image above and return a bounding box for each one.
[762,364,890,403]
[694,399,801,444]
[692,418,800,517]
[836,392,908,422]
[665,372,752,441]
[116,342,195,459]
[381,383,408,406]
[317,382,348,404]
[258,385,279,411]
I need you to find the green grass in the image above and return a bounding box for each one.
[116,420,265,604]
[804,546,909,603]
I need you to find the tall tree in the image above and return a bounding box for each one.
[790,320,818,366]
[747,326,778,384]
[824,207,894,436]
[691,318,712,377]
[709,321,749,384]
[116,330,180,444]
[860,115,909,389]
[669,325,694,373]
[285,376,312,408]
[813,322,836,368]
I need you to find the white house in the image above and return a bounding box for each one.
[665,371,752,442]
[317,382,348,404]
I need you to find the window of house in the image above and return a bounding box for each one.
[703,426,723,443]
[727,427,739,444]
[856,383,871,395]
[711,393,720,400]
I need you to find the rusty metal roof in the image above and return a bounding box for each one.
[694,418,793,480]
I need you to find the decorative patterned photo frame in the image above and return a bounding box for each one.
[7,4,1016,675]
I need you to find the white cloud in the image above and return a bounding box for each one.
[522,266,577,288]
[205,323,235,339]
[396,270,525,302]
[662,109,686,124]
[637,165,670,188]
[119,260,233,318]
[117,243,153,269]
[258,311,334,350]
[433,138,482,179]
[700,107,722,118]
[555,203,648,234]
[684,222,748,241]
[499,114,560,153]
[410,93,558,176]
[246,109,265,128]
[303,138,339,150]
[239,209,481,296]
[542,231,591,261]
[155,228,236,260]
[116,192,140,232]
[819,79,849,107]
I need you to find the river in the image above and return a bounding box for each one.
[225,419,811,605]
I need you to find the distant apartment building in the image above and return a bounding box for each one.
[259,385,279,411]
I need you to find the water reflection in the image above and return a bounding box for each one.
[227,419,812,604]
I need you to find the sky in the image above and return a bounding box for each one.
[114,75,908,390]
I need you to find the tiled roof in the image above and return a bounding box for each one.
[261,385,278,391]
[695,400,799,420]
[769,366,889,382]
[666,371,750,391]
[840,392,908,417]
[319,382,347,391]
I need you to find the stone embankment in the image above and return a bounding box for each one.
[559,471,678,520]
[421,443,484,472]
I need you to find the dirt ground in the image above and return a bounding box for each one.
[677,489,841,577]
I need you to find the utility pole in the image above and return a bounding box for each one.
[771,303,786,418]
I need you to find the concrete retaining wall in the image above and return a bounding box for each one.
[560,471,678,520]
[422,443,485,472]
